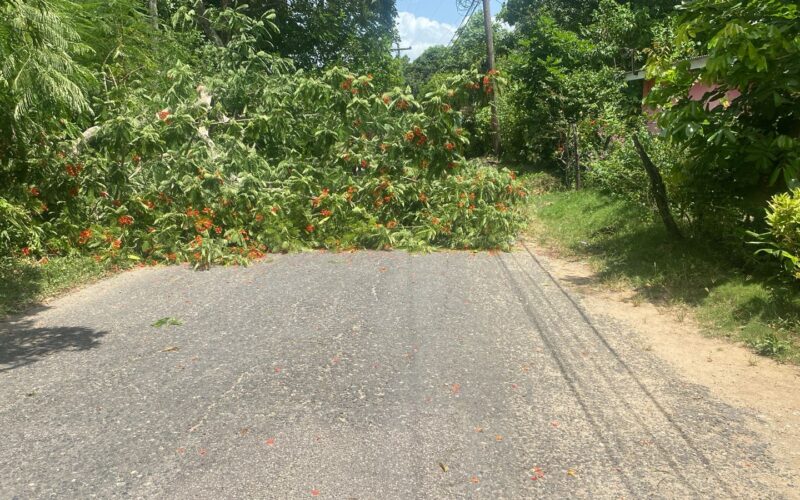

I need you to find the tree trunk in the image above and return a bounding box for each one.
[632,134,683,240]
[148,0,158,29]
[195,0,224,46]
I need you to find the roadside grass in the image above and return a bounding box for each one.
[0,256,120,318]
[523,183,800,363]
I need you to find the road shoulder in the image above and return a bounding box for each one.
[522,240,800,496]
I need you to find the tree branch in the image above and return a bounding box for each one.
[195,0,224,46]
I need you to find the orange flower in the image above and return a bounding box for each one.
[305,224,315,232]
[111,239,121,249]
[382,95,391,105]
[386,220,397,229]
[118,215,134,226]
[247,248,265,259]
[445,142,456,151]
[418,192,428,203]
[320,209,333,217]
[404,131,415,142]
[65,163,83,177]
[157,109,171,121]
[29,186,40,197]
[270,206,280,214]
[361,159,369,169]
[214,226,222,234]
[194,217,213,232]
[21,247,31,256]
[78,229,93,244]
[255,213,265,222]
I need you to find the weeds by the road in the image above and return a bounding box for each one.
[524,183,800,363]
[0,257,120,318]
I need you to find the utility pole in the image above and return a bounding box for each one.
[392,42,412,58]
[574,123,581,189]
[482,0,501,157]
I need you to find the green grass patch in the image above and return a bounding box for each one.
[151,317,183,328]
[0,256,119,318]
[525,186,800,363]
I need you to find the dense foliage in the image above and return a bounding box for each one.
[0,0,525,268]
[3,0,800,282]
[188,0,403,86]
[647,0,800,192]
[412,0,798,279]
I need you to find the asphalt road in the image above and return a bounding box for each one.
[0,249,793,498]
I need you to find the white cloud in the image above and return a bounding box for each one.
[395,11,456,61]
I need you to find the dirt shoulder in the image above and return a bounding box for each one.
[525,240,800,492]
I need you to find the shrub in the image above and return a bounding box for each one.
[752,189,800,280]
[522,171,563,195]
[583,119,687,213]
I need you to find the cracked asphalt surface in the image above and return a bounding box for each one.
[0,248,794,498]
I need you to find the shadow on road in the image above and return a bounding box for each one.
[0,314,108,372]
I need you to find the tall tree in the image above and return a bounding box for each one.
[204,0,398,73]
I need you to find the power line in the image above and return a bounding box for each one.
[450,0,479,45]
[449,0,480,46]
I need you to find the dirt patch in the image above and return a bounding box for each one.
[525,240,800,494]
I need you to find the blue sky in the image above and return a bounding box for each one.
[396,0,505,60]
